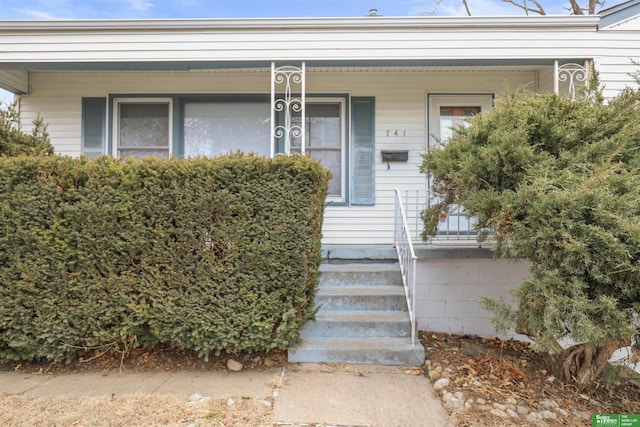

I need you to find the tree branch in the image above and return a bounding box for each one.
[502,0,546,15]
[528,0,546,15]
[568,0,585,14]
[462,0,472,16]
[416,0,445,16]
[590,0,605,14]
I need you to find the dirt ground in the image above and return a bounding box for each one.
[3,334,640,426]
[6,345,288,375]
[420,331,640,426]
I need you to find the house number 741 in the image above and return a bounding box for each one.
[386,130,406,137]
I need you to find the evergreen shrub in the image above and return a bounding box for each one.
[421,85,640,388]
[0,102,54,157]
[0,154,330,362]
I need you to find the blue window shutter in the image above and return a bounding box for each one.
[351,97,375,205]
[81,98,106,158]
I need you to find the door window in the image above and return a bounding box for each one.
[427,95,493,237]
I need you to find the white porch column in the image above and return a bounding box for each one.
[270,62,306,157]
[554,60,588,100]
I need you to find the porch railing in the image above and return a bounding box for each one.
[394,189,418,346]
[401,189,480,243]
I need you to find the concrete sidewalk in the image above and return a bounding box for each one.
[0,363,447,426]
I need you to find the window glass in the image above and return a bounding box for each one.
[184,102,271,157]
[111,97,346,200]
[439,106,481,142]
[292,102,343,198]
[117,102,170,159]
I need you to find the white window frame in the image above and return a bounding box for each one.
[303,97,347,204]
[427,94,493,148]
[112,97,173,159]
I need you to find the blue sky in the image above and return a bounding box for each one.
[0,0,580,20]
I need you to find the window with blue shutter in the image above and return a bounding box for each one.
[81,98,106,158]
[92,93,373,205]
[350,97,375,205]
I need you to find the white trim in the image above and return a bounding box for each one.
[427,94,494,148]
[112,97,173,159]
[0,16,601,31]
[270,62,275,158]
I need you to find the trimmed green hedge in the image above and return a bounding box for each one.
[0,154,330,362]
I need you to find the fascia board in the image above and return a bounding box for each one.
[0,15,601,32]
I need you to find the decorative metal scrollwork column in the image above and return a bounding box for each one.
[270,62,305,157]
[554,60,589,100]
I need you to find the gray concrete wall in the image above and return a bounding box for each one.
[415,257,532,339]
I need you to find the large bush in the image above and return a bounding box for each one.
[0,154,330,362]
[421,86,640,389]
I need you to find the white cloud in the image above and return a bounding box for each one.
[14,8,60,19]
[130,0,153,11]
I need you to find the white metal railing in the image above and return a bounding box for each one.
[401,189,480,243]
[394,189,418,346]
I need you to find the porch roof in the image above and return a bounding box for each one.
[0,14,603,94]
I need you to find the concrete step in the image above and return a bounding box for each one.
[315,285,407,311]
[299,310,411,338]
[288,260,425,367]
[288,337,425,366]
[319,263,403,287]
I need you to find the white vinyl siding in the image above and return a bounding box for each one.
[592,27,640,98]
[18,94,83,157]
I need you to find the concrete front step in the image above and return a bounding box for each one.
[288,261,425,366]
[288,337,425,366]
[299,310,411,338]
[315,285,407,311]
[319,263,403,287]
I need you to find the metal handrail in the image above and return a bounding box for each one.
[402,189,481,243]
[394,189,418,346]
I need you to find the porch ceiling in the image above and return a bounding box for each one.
[0,58,581,72]
[0,59,590,94]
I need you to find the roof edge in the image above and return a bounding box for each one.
[599,0,640,28]
[0,15,601,32]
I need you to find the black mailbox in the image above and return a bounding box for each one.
[381,150,409,162]
[381,150,409,168]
